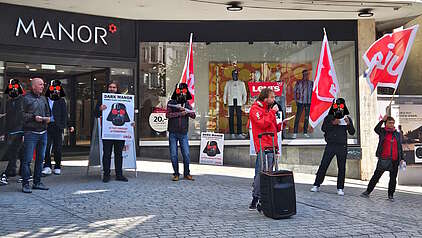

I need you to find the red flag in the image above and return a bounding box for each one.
[180,33,195,107]
[309,32,340,128]
[363,25,418,93]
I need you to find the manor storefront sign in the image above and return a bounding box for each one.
[15,17,116,45]
[0,3,135,57]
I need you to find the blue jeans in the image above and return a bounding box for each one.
[22,132,47,185]
[169,132,190,177]
[252,151,274,199]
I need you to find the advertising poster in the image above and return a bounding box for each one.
[102,93,135,140]
[200,132,224,166]
[208,62,312,134]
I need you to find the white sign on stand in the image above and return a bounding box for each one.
[200,132,224,166]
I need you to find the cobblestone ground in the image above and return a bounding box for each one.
[1,159,422,238]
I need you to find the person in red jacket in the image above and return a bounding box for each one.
[249,88,282,210]
[361,115,405,201]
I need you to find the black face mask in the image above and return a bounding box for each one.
[106,103,130,126]
[8,88,19,98]
[203,141,220,157]
[50,91,61,101]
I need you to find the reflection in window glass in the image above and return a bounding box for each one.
[139,41,357,141]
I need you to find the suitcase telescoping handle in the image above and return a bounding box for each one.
[258,132,277,173]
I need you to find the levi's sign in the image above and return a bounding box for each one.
[15,17,118,45]
[248,82,284,97]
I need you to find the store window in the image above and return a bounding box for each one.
[139,41,357,143]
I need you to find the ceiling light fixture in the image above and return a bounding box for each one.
[57,70,65,73]
[226,1,243,11]
[29,68,37,72]
[358,8,374,17]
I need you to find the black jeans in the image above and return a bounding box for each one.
[44,124,64,169]
[314,144,347,189]
[3,134,24,176]
[102,139,125,177]
[366,160,399,196]
[294,103,311,134]
[229,106,242,134]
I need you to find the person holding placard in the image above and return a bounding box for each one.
[94,81,128,183]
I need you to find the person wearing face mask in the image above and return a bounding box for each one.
[248,88,283,210]
[42,80,74,176]
[94,81,128,183]
[166,83,196,181]
[223,69,247,137]
[0,79,25,185]
[310,98,355,196]
[361,116,405,201]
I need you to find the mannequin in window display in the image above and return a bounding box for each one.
[274,70,287,138]
[293,70,313,138]
[223,69,247,138]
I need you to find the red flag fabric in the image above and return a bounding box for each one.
[363,25,418,93]
[180,33,195,107]
[309,33,340,128]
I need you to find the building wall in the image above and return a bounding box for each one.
[399,16,422,95]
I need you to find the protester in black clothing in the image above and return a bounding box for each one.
[310,98,355,196]
[361,116,405,201]
[0,79,25,185]
[42,80,74,176]
[94,81,131,183]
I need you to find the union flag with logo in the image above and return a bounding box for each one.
[363,25,418,93]
[180,33,195,107]
[309,31,340,128]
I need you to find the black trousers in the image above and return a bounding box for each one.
[294,103,311,134]
[366,160,399,196]
[44,124,64,169]
[314,144,347,189]
[229,106,242,134]
[102,139,125,177]
[3,134,24,176]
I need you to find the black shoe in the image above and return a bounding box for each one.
[360,191,370,198]
[17,176,32,184]
[256,202,263,213]
[0,173,8,186]
[248,197,258,211]
[103,175,111,183]
[388,195,394,201]
[116,175,128,182]
[32,182,49,190]
[22,184,32,193]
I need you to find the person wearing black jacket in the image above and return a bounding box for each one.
[0,79,25,186]
[361,115,404,201]
[166,83,196,182]
[42,80,74,176]
[21,78,51,193]
[94,81,128,183]
[311,98,355,196]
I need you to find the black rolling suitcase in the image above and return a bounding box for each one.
[258,132,296,219]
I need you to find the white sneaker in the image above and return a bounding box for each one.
[310,186,320,192]
[291,133,297,139]
[42,167,52,175]
[337,189,345,196]
[53,169,61,175]
[304,133,310,138]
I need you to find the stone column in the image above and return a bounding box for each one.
[358,19,378,180]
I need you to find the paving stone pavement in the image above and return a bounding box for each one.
[1,159,422,238]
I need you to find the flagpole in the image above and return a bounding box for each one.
[387,87,398,116]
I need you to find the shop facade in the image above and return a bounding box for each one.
[1,3,410,180]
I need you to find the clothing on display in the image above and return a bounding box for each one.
[223,70,247,135]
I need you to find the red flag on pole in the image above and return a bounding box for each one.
[363,25,418,93]
[309,30,340,128]
[180,33,195,107]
